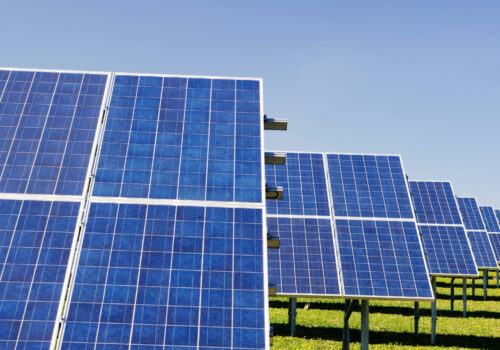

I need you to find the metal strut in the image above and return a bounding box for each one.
[342,300,358,350]
[414,302,420,336]
[431,277,437,345]
[288,298,297,336]
[360,300,369,350]
[462,278,467,318]
[483,270,488,301]
[450,277,455,311]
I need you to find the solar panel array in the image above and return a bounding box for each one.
[0,69,269,350]
[457,197,498,269]
[266,152,433,301]
[488,233,500,263]
[408,181,478,277]
[479,206,500,264]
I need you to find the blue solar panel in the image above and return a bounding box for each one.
[467,230,498,269]
[488,233,500,262]
[457,197,486,231]
[0,69,108,195]
[61,202,265,349]
[495,210,500,225]
[417,225,477,276]
[267,216,340,296]
[336,219,432,299]
[93,75,262,203]
[480,206,500,232]
[326,154,413,219]
[266,152,329,216]
[408,181,462,225]
[0,199,80,349]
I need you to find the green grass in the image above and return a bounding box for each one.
[270,271,500,349]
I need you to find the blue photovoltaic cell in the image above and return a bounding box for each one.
[488,233,500,262]
[0,199,79,349]
[495,210,500,226]
[480,206,500,233]
[409,181,462,225]
[417,225,477,276]
[466,230,498,269]
[457,197,486,231]
[266,152,329,216]
[336,219,432,299]
[0,70,108,195]
[93,75,262,203]
[326,154,413,219]
[61,203,265,350]
[267,217,340,296]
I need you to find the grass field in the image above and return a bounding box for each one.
[269,271,500,349]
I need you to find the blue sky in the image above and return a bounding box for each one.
[1,1,499,206]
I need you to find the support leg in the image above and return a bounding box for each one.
[342,300,357,350]
[431,277,437,345]
[450,277,455,311]
[462,278,467,318]
[496,269,499,288]
[483,270,487,301]
[361,300,369,350]
[472,277,475,296]
[414,302,420,336]
[288,298,297,336]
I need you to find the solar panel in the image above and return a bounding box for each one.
[488,233,500,262]
[408,181,478,277]
[0,199,80,349]
[495,209,500,225]
[326,154,414,219]
[408,181,462,225]
[267,216,341,296]
[93,75,262,203]
[456,197,486,231]
[266,152,329,216]
[480,206,500,233]
[61,203,265,349]
[457,198,497,269]
[0,69,109,196]
[466,231,498,269]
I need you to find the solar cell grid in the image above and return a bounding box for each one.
[336,219,432,299]
[0,69,108,196]
[480,206,500,233]
[495,210,500,225]
[266,216,341,296]
[408,181,462,225]
[488,233,500,262]
[326,154,414,219]
[93,74,262,204]
[61,202,265,349]
[457,197,486,231]
[466,230,498,269]
[0,199,80,349]
[265,152,329,216]
[417,225,477,276]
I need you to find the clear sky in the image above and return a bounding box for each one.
[1,1,499,206]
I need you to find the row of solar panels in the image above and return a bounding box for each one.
[0,68,268,350]
[266,152,500,299]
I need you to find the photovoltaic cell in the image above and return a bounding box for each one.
[495,210,500,225]
[61,202,265,349]
[417,225,477,276]
[0,199,79,349]
[0,69,108,196]
[336,219,432,299]
[480,206,500,233]
[93,75,262,203]
[408,181,462,225]
[488,233,500,262]
[457,198,486,231]
[466,231,498,269]
[267,217,340,296]
[326,154,413,219]
[265,152,329,216]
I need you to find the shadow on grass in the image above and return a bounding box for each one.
[269,300,500,319]
[272,323,498,349]
[436,280,500,289]
[436,292,500,302]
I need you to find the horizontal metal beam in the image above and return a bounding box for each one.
[265,152,286,165]
[264,116,288,130]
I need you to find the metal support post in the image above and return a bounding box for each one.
[483,270,487,301]
[414,302,420,335]
[497,269,499,288]
[288,298,297,336]
[450,277,455,311]
[431,277,437,345]
[342,300,357,350]
[472,277,475,295]
[462,278,467,318]
[361,300,369,350]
